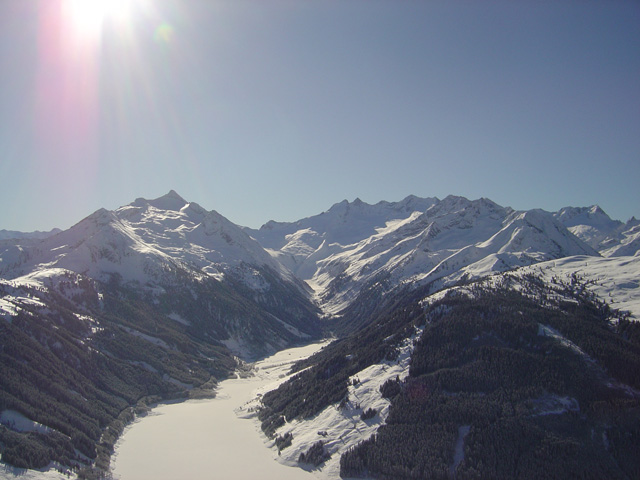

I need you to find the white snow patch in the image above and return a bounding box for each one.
[450,425,471,475]
[129,361,158,373]
[538,324,593,362]
[162,374,193,390]
[0,410,55,435]
[120,326,174,350]
[273,316,312,339]
[221,336,254,360]
[529,395,580,416]
[0,298,19,322]
[167,312,190,326]
[0,462,77,480]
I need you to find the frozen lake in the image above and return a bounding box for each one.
[111,342,328,480]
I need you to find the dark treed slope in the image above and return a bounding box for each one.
[261,273,640,479]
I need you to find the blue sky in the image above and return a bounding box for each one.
[0,0,638,231]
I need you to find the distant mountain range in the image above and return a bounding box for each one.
[0,191,638,477]
[248,194,637,316]
[0,228,62,242]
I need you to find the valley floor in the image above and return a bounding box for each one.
[111,341,331,480]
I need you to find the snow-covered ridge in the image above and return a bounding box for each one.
[0,191,324,367]
[0,191,295,291]
[423,254,640,322]
[3,193,636,318]
[554,205,639,255]
[0,228,61,242]
[1,192,636,322]
[518,255,640,320]
[254,195,602,315]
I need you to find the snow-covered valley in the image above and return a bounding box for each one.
[111,342,329,480]
[1,191,639,479]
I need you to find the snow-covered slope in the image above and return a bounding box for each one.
[601,221,640,257]
[246,195,438,277]
[554,205,640,257]
[516,254,640,320]
[0,191,321,358]
[257,330,423,479]
[554,205,622,247]
[0,191,293,288]
[257,253,640,479]
[415,207,601,286]
[252,195,599,315]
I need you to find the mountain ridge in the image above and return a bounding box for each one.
[0,190,638,477]
[4,191,633,321]
[248,194,604,316]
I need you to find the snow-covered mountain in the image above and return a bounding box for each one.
[1,191,293,287]
[603,222,640,257]
[247,195,438,277]
[1,192,632,346]
[1,190,638,477]
[0,191,321,358]
[0,228,61,242]
[554,205,640,256]
[258,253,640,479]
[250,195,600,315]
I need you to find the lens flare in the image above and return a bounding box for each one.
[32,0,188,201]
[154,22,175,45]
[65,0,133,38]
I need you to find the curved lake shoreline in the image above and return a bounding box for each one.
[111,342,329,480]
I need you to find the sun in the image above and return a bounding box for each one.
[65,0,133,38]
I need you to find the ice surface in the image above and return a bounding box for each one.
[112,342,330,480]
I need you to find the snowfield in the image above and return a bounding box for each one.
[0,464,76,480]
[111,336,424,480]
[518,254,640,320]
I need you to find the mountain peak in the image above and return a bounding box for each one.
[396,195,439,212]
[156,189,186,204]
[134,190,188,212]
[86,208,117,226]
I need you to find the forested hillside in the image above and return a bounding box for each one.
[0,192,324,477]
[0,272,245,477]
[261,273,640,479]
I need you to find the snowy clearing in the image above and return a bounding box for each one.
[254,329,423,479]
[520,255,640,319]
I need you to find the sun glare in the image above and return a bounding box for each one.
[65,0,132,37]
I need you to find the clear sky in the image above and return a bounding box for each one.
[0,0,638,232]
